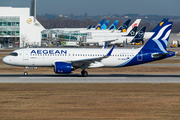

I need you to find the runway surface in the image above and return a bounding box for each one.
[0,74,180,83]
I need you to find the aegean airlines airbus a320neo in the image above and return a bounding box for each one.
[3,22,175,77]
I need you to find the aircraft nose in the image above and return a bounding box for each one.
[2,56,10,64]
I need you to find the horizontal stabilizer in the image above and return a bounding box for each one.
[152,51,175,58]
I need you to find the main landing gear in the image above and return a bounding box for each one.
[81,70,88,77]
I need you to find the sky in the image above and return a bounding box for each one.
[0,0,180,16]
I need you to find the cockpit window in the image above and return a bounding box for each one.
[9,52,18,56]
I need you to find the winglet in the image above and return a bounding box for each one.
[102,44,107,49]
[107,45,115,56]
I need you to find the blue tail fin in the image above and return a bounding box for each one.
[101,20,109,30]
[86,25,91,29]
[118,19,131,32]
[108,20,119,30]
[95,19,105,30]
[131,26,146,43]
[141,22,173,53]
[92,25,95,28]
[126,26,137,36]
[150,18,169,32]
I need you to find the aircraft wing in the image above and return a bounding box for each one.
[71,46,115,68]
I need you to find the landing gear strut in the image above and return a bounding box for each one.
[81,70,88,77]
[24,67,28,76]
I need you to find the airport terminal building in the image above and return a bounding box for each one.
[0,7,45,48]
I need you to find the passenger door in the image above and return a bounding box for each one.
[23,50,29,60]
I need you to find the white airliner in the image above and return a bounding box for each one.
[110,26,146,44]
[48,19,141,46]
[3,22,175,77]
[83,19,141,46]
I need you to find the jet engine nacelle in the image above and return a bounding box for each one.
[54,62,72,73]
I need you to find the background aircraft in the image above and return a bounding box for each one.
[108,20,119,30]
[117,19,131,32]
[101,20,110,30]
[95,19,105,30]
[110,26,146,44]
[85,25,138,46]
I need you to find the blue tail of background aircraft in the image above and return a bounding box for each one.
[101,20,109,30]
[92,25,95,28]
[150,18,169,32]
[118,19,131,32]
[130,26,146,43]
[95,19,105,30]
[86,25,91,29]
[108,20,119,30]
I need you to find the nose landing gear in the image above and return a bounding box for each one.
[24,72,28,76]
[24,67,28,76]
